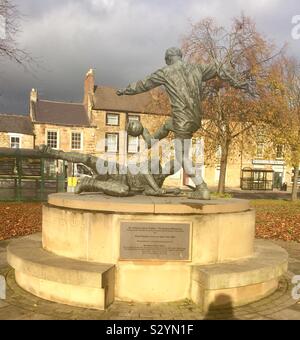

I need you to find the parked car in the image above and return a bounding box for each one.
[72,163,94,179]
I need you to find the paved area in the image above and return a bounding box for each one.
[0,237,299,320]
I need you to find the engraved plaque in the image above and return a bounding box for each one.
[120,222,191,261]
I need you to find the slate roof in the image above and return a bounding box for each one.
[93,86,169,116]
[34,100,90,127]
[0,114,34,135]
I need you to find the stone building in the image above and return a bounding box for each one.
[0,114,34,149]
[30,89,96,155]
[27,70,178,184]
[29,70,169,157]
[83,69,169,157]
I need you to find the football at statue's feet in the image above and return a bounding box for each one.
[127,120,144,137]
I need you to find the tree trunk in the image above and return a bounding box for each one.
[218,142,230,194]
[292,164,300,201]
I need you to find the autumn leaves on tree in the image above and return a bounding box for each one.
[265,58,300,201]
[182,16,285,194]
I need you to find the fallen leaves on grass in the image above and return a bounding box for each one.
[0,200,300,244]
[0,203,42,241]
[252,200,300,243]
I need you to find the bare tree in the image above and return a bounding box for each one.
[0,0,30,65]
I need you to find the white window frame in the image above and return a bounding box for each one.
[127,135,140,154]
[71,131,83,151]
[46,129,59,150]
[9,133,22,149]
[106,133,119,154]
[106,113,120,126]
[128,115,140,122]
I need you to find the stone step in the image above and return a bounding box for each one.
[191,240,289,311]
[7,236,115,310]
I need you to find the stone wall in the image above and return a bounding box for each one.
[0,132,8,148]
[34,124,96,155]
[0,132,34,149]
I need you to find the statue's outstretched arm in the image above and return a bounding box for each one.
[200,63,249,90]
[117,70,164,96]
[0,147,43,159]
[217,64,249,90]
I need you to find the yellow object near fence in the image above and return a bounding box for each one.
[68,177,78,188]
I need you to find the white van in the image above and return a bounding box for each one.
[72,163,94,179]
[67,163,94,193]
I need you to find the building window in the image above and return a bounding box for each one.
[106,133,119,153]
[106,113,120,126]
[276,145,284,159]
[10,136,21,149]
[128,115,140,122]
[128,135,140,154]
[71,132,83,150]
[256,143,264,158]
[47,131,58,149]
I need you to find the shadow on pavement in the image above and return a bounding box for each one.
[204,294,239,320]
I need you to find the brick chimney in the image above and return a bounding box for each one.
[30,88,38,122]
[84,69,95,122]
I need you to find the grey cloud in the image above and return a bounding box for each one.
[0,0,300,114]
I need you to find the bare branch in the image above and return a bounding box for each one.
[0,0,33,66]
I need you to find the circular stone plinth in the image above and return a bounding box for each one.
[6,194,288,309]
[44,194,255,266]
[48,193,251,215]
[42,193,256,303]
[7,235,288,310]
